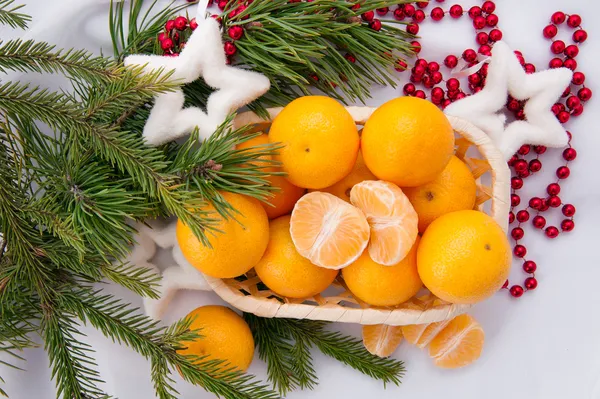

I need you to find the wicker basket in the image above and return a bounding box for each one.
[204,106,510,326]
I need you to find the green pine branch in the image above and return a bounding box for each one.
[0,0,30,30]
[100,262,160,299]
[0,40,118,84]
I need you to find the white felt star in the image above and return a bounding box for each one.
[444,41,572,160]
[124,16,270,146]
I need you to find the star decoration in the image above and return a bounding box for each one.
[444,41,573,160]
[124,17,270,146]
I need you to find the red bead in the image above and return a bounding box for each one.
[431,72,443,84]
[556,166,570,179]
[416,58,428,68]
[529,159,542,173]
[562,204,576,217]
[376,7,389,16]
[431,7,444,20]
[431,87,444,99]
[476,32,489,45]
[403,4,416,17]
[523,260,537,273]
[550,40,565,54]
[416,1,429,8]
[422,75,435,89]
[566,96,581,110]
[446,78,460,91]
[516,54,526,66]
[351,3,361,10]
[571,72,585,86]
[395,59,408,72]
[441,99,452,109]
[480,64,489,77]
[407,23,419,34]
[516,211,529,225]
[345,53,356,63]
[551,103,564,115]
[573,29,588,43]
[534,145,547,154]
[174,16,187,30]
[552,11,566,24]
[562,148,576,162]
[561,219,575,232]
[228,26,244,40]
[566,131,573,142]
[403,83,416,95]
[572,104,584,116]
[543,25,558,39]
[513,159,528,173]
[532,215,546,229]
[369,19,382,31]
[427,62,440,73]
[557,111,570,123]
[478,45,491,56]
[489,28,502,42]
[217,0,227,10]
[224,41,237,56]
[530,197,543,209]
[507,99,521,112]
[563,58,577,71]
[524,63,536,74]
[229,5,248,19]
[414,90,426,99]
[508,211,515,224]
[517,144,530,155]
[449,4,463,18]
[468,73,481,86]
[361,10,375,21]
[511,227,524,240]
[578,87,592,101]
[160,38,174,50]
[413,10,426,22]
[510,285,524,297]
[502,280,509,289]
[525,277,538,290]
[481,1,495,14]
[462,49,477,63]
[511,177,524,190]
[165,19,175,31]
[189,18,198,30]
[413,65,426,77]
[547,183,561,196]
[486,14,498,27]
[567,14,582,28]
[545,226,559,238]
[508,154,517,166]
[158,32,167,42]
[444,55,458,68]
[393,7,405,20]
[549,58,563,68]
[410,75,422,84]
[538,200,549,212]
[514,244,527,258]
[455,92,467,101]
[473,15,486,29]
[468,6,482,18]
[511,194,521,207]
[564,44,579,59]
[548,196,562,208]
[411,41,422,54]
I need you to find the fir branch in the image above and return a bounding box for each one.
[100,262,160,299]
[0,40,118,83]
[0,0,30,30]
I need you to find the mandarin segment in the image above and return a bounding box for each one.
[428,314,485,369]
[255,216,338,299]
[362,324,404,358]
[350,180,418,266]
[290,192,370,269]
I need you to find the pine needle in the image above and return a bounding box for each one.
[0,0,30,30]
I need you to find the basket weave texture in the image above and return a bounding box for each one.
[205,107,510,326]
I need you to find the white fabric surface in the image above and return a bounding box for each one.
[2,0,600,398]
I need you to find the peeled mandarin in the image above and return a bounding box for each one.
[417,210,511,304]
[269,96,359,189]
[255,215,338,299]
[290,192,370,270]
[428,314,485,369]
[176,192,269,278]
[342,237,422,307]
[350,180,418,266]
[362,97,455,187]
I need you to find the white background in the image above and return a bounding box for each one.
[2,0,600,398]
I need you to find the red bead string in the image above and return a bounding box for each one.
[379,1,587,299]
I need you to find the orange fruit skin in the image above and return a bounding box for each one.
[254,216,338,298]
[290,192,370,270]
[417,210,511,304]
[236,134,305,219]
[350,180,418,266]
[361,97,455,187]
[178,305,254,372]
[269,96,360,189]
[428,314,484,369]
[342,238,422,307]
[404,156,477,233]
[315,151,377,202]
[176,192,269,278]
[362,324,404,358]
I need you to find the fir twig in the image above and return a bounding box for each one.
[0,0,30,30]
[100,262,160,299]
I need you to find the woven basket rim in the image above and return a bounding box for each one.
[205,106,511,326]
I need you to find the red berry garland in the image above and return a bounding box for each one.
[391,1,586,299]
